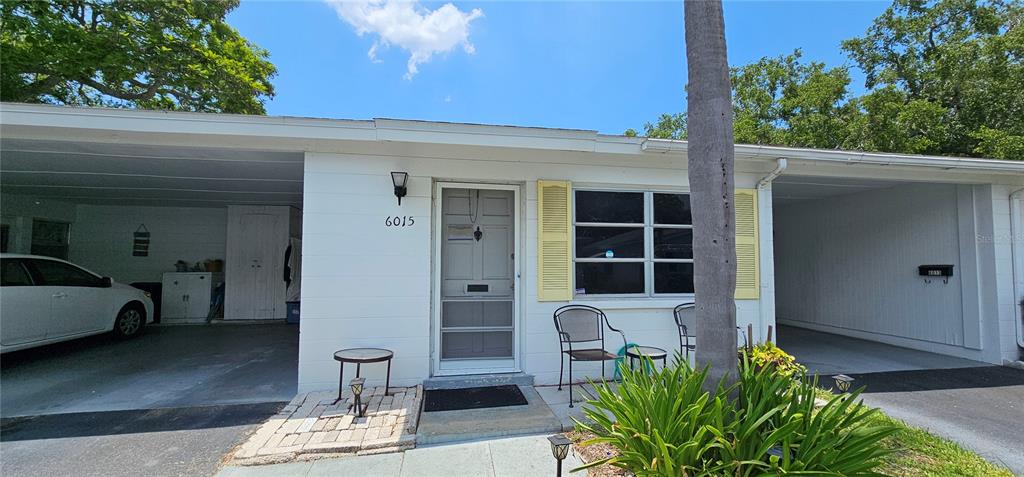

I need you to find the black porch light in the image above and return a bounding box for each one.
[391,171,409,205]
[833,374,854,392]
[350,377,368,417]
[548,434,572,477]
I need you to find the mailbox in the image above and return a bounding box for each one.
[918,264,954,283]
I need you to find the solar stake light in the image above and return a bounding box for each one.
[548,434,572,477]
[350,377,368,417]
[833,374,854,392]
[391,171,409,205]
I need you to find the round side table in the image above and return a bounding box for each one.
[626,345,668,370]
[334,348,394,402]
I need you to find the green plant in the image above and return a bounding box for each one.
[575,355,898,476]
[745,342,806,378]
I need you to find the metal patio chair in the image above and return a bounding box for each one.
[673,302,696,362]
[553,304,627,408]
[675,302,750,364]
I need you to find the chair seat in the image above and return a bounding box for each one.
[566,349,617,361]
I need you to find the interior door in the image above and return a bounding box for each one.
[240,213,282,319]
[439,188,516,371]
[27,259,108,338]
[0,259,50,346]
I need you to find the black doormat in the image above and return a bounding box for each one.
[423,385,528,412]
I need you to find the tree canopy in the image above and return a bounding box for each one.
[629,0,1023,160]
[1,0,276,114]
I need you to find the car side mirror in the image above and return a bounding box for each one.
[100,277,113,288]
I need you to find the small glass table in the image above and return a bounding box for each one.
[626,345,668,370]
[334,348,394,402]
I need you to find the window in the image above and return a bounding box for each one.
[31,220,70,260]
[28,259,103,287]
[574,190,694,296]
[1,259,33,287]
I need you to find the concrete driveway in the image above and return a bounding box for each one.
[1,323,298,477]
[779,326,1024,474]
[2,323,298,417]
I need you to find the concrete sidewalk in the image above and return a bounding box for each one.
[216,434,586,477]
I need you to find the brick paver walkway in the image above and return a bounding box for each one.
[232,385,421,465]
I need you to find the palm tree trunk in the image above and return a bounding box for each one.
[684,0,738,389]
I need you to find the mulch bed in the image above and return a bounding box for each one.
[567,430,632,477]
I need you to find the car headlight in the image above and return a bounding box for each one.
[143,291,152,299]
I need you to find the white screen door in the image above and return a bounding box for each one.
[436,186,519,373]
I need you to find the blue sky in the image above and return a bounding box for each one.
[228,1,888,135]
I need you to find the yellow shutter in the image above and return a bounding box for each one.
[537,180,572,301]
[734,189,760,299]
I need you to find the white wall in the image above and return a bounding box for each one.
[298,146,775,392]
[71,205,227,284]
[1,193,77,254]
[991,184,1023,363]
[775,182,1007,363]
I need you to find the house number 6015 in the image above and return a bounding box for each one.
[385,216,415,227]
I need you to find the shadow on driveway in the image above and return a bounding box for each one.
[1,402,284,442]
[834,366,1024,394]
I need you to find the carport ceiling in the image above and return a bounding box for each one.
[0,139,304,208]
[773,175,913,206]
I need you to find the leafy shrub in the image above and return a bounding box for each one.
[745,341,806,378]
[575,355,897,476]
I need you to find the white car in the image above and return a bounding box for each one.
[1,254,154,353]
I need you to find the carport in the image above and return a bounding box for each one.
[771,173,1022,372]
[1,138,303,416]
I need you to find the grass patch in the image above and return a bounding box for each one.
[869,412,1011,476]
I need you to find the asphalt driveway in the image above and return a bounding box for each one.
[852,366,1024,475]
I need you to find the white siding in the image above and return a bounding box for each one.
[298,150,773,392]
[775,182,1011,363]
[71,205,227,284]
[1,194,77,254]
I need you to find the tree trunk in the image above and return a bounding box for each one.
[684,0,738,390]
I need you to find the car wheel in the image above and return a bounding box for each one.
[114,305,145,339]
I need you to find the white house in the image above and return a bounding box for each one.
[2,103,1022,394]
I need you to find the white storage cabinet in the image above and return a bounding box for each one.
[161,272,222,323]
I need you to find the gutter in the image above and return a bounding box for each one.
[641,139,1024,175]
[1011,187,1024,350]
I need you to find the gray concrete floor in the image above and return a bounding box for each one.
[777,325,987,375]
[1,323,298,477]
[1,323,298,417]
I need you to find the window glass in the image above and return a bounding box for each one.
[653,229,694,259]
[654,193,692,225]
[575,191,643,223]
[575,262,644,295]
[575,227,644,258]
[31,220,70,260]
[1,260,33,286]
[654,263,695,294]
[29,259,101,287]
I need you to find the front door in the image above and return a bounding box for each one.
[438,187,517,373]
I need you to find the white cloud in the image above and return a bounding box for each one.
[326,0,484,79]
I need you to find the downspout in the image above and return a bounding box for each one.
[757,158,788,189]
[1011,187,1024,350]
[754,158,787,345]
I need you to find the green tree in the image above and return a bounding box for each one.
[1,0,276,114]
[633,0,1024,160]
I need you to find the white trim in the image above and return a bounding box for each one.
[4,102,1024,175]
[431,181,523,377]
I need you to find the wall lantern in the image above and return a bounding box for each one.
[833,374,854,392]
[391,171,409,205]
[548,434,572,477]
[350,377,368,417]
